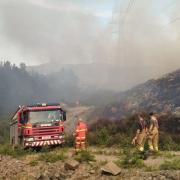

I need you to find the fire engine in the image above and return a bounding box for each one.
[10,103,66,147]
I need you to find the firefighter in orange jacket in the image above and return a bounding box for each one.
[74,118,87,152]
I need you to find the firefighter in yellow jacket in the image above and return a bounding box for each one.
[148,112,159,151]
[132,114,147,152]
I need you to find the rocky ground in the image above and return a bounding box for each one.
[0,148,179,180]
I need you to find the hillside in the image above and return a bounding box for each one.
[0,68,180,179]
[28,62,168,91]
[101,69,180,119]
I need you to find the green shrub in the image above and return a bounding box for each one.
[97,127,110,145]
[0,117,10,144]
[87,115,180,150]
[38,152,66,163]
[29,160,39,166]
[0,144,33,157]
[159,134,180,151]
[117,134,132,149]
[117,151,145,169]
[88,127,112,146]
[40,145,51,152]
[0,144,15,156]
[88,132,98,145]
[74,150,96,163]
[65,134,74,147]
[160,151,176,159]
[160,158,180,170]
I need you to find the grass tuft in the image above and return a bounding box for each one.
[74,150,96,163]
[38,151,67,163]
[29,159,39,166]
[160,158,180,170]
[0,144,34,158]
[117,150,145,169]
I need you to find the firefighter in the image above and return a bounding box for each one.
[148,112,159,151]
[74,118,87,152]
[132,114,147,152]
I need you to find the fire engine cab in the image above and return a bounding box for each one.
[10,103,66,147]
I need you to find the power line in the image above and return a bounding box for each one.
[126,0,136,13]
[161,0,176,12]
[166,16,180,26]
[118,0,136,63]
[112,0,180,38]
[158,0,176,17]
[159,16,180,32]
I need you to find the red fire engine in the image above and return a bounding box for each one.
[10,103,66,147]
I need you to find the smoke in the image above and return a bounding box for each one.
[0,0,106,64]
[114,0,180,74]
[1,0,180,90]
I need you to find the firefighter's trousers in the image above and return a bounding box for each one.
[136,130,147,152]
[75,138,86,152]
[148,128,159,151]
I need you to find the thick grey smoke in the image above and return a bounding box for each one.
[0,0,180,91]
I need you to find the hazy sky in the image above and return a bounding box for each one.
[0,0,119,65]
[0,0,180,73]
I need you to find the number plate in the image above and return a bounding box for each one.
[40,124,51,127]
[42,136,51,140]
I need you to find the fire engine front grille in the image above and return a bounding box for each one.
[32,126,59,136]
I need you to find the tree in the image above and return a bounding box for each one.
[19,62,26,71]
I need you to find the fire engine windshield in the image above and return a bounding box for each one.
[29,110,63,124]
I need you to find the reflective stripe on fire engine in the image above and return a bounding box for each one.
[40,141,43,146]
[25,139,64,147]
